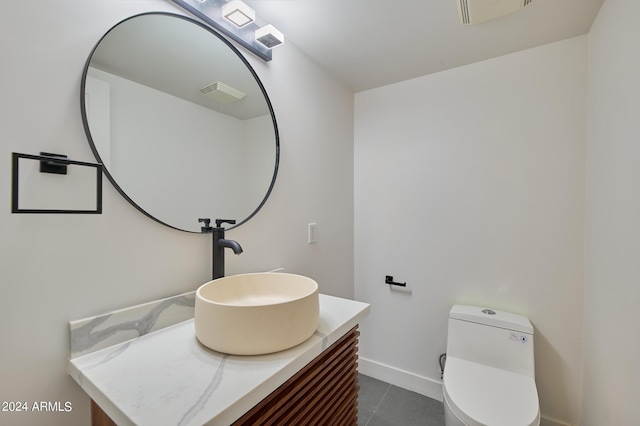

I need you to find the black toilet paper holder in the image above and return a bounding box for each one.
[385,275,406,287]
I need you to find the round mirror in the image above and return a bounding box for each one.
[81,12,279,232]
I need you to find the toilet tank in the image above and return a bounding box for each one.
[446,305,535,378]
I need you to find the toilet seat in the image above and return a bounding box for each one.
[443,357,540,426]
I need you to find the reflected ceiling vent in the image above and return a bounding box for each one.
[457,0,534,25]
[198,81,246,104]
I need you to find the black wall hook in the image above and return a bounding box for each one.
[385,275,406,287]
[39,152,68,174]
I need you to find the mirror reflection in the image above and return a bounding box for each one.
[81,12,279,232]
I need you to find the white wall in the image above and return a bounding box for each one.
[583,1,640,424]
[243,114,277,217]
[89,67,246,229]
[88,67,276,230]
[0,1,354,425]
[355,36,587,425]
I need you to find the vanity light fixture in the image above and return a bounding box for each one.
[222,0,255,27]
[255,24,284,49]
[171,0,284,61]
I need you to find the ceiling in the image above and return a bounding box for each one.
[245,0,604,92]
[89,13,272,120]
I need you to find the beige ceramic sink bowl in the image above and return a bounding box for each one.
[195,272,319,355]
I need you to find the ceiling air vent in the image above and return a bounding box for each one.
[457,0,535,25]
[198,81,246,104]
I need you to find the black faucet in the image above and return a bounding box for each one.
[199,218,243,280]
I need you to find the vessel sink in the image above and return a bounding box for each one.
[195,272,319,355]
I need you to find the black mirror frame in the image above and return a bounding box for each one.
[80,12,280,232]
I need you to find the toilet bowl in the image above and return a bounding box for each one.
[442,305,540,426]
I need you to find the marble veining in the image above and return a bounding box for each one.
[69,292,195,358]
[314,329,329,351]
[178,355,228,426]
[80,341,133,371]
[68,294,370,426]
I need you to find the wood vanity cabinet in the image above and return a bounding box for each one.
[91,401,118,426]
[91,326,360,425]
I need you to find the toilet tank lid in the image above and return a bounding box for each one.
[449,305,533,334]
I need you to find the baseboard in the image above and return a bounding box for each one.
[357,357,444,402]
[358,357,573,426]
[540,415,573,426]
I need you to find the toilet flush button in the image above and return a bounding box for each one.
[481,309,496,315]
[509,333,528,343]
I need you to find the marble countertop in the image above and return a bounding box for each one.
[68,294,369,426]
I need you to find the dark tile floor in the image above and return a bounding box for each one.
[357,374,445,426]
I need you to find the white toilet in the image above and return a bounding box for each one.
[443,305,540,426]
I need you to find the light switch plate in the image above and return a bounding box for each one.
[308,223,317,244]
